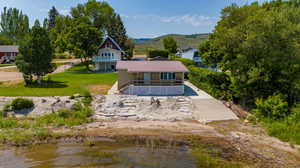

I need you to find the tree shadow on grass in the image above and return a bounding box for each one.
[25,80,68,88]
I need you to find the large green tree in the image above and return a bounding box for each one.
[66,23,102,70]
[199,1,300,106]
[0,7,29,43]
[16,26,54,84]
[71,0,114,30]
[163,37,178,54]
[70,0,131,58]
[0,34,13,45]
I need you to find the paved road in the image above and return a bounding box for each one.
[0,72,23,82]
[0,60,80,82]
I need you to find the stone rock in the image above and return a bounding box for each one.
[74,94,81,98]
[41,99,47,103]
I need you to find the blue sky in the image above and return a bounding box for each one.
[0,0,267,38]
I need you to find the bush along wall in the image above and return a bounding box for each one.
[188,66,232,100]
[147,49,169,59]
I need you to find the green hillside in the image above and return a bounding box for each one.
[134,34,209,54]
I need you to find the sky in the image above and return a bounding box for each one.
[0,0,267,38]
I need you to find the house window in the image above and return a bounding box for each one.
[160,72,175,80]
[106,43,113,48]
[111,53,114,60]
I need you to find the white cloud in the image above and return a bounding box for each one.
[39,8,69,15]
[121,14,218,27]
[60,9,69,15]
[160,15,218,27]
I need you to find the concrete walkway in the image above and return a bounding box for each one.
[184,81,238,122]
[107,82,119,95]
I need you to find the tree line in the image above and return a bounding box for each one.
[0,0,134,84]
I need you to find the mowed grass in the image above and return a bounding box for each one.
[0,72,117,96]
[0,64,14,67]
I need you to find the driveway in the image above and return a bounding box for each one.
[0,72,23,82]
[184,81,238,122]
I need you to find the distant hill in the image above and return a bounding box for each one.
[134,34,209,54]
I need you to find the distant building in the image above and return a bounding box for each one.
[132,55,147,61]
[0,45,19,64]
[92,36,124,71]
[116,61,188,96]
[176,48,201,65]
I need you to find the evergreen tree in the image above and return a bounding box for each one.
[16,26,54,84]
[48,6,59,30]
[43,18,49,30]
[107,14,127,49]
[34,19,41,27]
[0,7,29,43]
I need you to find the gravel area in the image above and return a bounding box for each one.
[93,95,195,121]
[0,96,78,117]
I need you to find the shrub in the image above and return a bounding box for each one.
[0,110,3,118]
[147,49,169,58]
[171,56,195,67]
[188,66,232,100]
[3,104,11,112]
[0,118,19,128]
[11,98,34,111]
[253,94,289,119]
[37,103,93,127]
[82,91,93,106]
[54,52,69,59]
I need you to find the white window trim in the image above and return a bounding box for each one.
[160,72,175,80]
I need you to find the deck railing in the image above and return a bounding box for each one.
[131,80,183,86]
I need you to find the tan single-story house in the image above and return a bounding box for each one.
[116,61,189,96]
[0,45,19,64]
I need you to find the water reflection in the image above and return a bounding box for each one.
[0,141,196,168]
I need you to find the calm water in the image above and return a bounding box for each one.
[0,140,197,168]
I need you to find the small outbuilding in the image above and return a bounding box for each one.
[116,61,189,96]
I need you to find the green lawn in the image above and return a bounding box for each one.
[0,72,117,96]
[0,64,14,67]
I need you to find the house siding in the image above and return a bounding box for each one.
[118,70,133,89]
[124,85,185,96]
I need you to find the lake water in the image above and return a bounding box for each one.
[0,140,197,168]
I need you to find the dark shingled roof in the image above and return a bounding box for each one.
[117,61,189,73]
[0,45,19,53]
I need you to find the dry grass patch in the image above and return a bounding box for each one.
[0,80,23,87]
[209,120,266,136]
[0,67,19,72]
[86,84,112,95]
